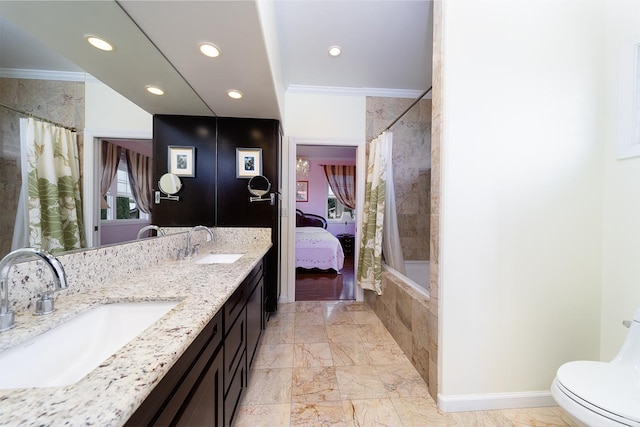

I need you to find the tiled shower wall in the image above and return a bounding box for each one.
[0,78,85,258]
[365,94,436,400]
[365,96,432,261]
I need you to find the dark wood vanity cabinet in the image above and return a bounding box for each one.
[223,260,264,426]
[125,310,224,427]
[125,260,264,427]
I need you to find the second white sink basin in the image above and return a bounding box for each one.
[0,301,178,389]
[194,253,243,264]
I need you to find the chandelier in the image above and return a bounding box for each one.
[296,158,309,176]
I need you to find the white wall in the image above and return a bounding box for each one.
[284,92,366,138]
[439,0,604,407]
[85,79,152,131]
[600,1,640,361]
[83,79,152,247]
[281,91,366,302]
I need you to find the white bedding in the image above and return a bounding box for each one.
[295,227,345,271]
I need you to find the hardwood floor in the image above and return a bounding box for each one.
[295,255,354,301]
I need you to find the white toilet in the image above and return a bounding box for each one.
[551,308,640,426]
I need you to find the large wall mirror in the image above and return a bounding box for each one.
[0,2,211,258]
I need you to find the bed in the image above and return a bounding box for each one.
[295,209,345,272]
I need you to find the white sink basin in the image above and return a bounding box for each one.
[0,301,178,389]
[194,253,243,264]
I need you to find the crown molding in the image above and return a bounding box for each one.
[287,84,431,99]
[0,68,94,82]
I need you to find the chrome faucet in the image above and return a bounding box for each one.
[0,248,68,332]
[136,225,167,240]
[186,225,214,257]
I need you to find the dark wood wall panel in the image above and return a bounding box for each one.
[216,118,279,227]
[152,115,217,227]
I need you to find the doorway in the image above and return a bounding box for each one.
[95,138,153,247]
[288,138,366,303]
[83,130,152,248]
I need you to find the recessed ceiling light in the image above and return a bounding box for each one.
[199,43,221,58]
[328,46,342,57]
[227,89,243,99]
[86,35,114,52]
[146,86,164,96]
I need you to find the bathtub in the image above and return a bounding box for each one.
[382,260,430,297]
[371,259,433,395]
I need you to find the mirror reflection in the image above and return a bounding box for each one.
[248,175,271,197]
[159,173,182,195]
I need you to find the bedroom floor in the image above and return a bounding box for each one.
[234,301,578,426]
[295,255,355,301]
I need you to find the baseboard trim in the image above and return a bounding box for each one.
[438,391,557,413]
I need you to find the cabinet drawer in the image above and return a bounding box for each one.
[245,261,263,295]
[224,306,246,393]
[224,282,246,334]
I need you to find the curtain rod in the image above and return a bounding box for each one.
[371,85,433,142]
[0,102,77,132]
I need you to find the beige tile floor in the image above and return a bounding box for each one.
[234,301,579,426]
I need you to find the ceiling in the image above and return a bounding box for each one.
[0,0,433,121]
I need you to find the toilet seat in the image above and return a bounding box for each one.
[554,361,640,426]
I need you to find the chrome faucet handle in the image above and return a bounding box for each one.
[0,312,15,331]
[35,291,55,315]
[623,320,632,328]
[177,249,184,261]
[192,244,200,256]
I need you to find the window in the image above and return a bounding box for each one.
[101,161,149,221]
[327,184,355,221]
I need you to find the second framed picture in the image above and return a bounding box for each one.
[296,180,309,202]
[236,148,263,178]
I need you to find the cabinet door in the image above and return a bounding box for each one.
[224,306,246,393]
[171,347,224,427]
[224,350,246,427]
[126,311,222,426]
[246,276,263,369]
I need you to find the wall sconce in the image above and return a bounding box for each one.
[296,158,309,177]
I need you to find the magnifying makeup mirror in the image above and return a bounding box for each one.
[155,173,182,203]
[248,175,275,204]
[159,173,182,194]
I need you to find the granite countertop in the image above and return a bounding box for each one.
[0,240,271,426]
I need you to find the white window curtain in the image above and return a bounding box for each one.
[125,150,152,214]
[100,141,122,209]
[12,118,85,253]
[382,135,405,276]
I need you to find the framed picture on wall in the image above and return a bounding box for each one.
[168,146,195,177]
[236,148,262,178]
[296,180,309,202]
